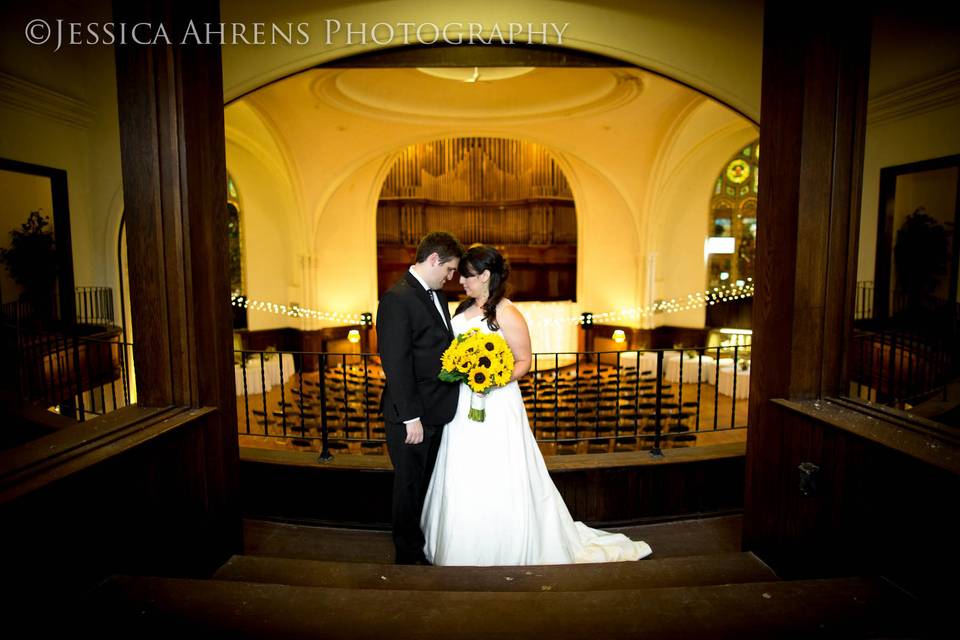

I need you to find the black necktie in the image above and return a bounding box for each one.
[428,290,448,329]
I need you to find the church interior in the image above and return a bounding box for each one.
[1,0,958,636]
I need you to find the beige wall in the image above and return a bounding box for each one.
[224,101,305,330]
[645,100,758,328]
[221,0,763,119]
[857,103,960,288]
[0,171,54,302]
[0,0,120,294]
[3,0,957,351]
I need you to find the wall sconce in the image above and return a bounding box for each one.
[347,329,361,344]
[580,312,593,327]
[360,312,373,327]
[612,329,626,344]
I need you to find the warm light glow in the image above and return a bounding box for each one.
[705,236,736,254]
[228,279,753,329]
[719,328,753,335]
[612,329,626,344]
[347,329,361,344]
[417,67,535,83]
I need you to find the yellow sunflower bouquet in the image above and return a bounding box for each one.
[438,327,515,421]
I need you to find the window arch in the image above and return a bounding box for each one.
[227,173,243,295]
[707,141,759,289]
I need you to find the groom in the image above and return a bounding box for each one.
[377,231,464,564]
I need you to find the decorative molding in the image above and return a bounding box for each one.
[0,71,95,130]
[868,68,960,126]
[311,67,643,126]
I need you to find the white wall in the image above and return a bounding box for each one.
[224,101,305,330]
[644,100,757,328]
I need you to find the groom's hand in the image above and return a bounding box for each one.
[405,420,424,445]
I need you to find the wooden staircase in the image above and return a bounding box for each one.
[79,516,927,638]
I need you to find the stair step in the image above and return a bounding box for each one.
[214,551,778,591]
[243,514,742,563]
[85,575,919,638]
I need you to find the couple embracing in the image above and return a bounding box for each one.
[376,232,652,566]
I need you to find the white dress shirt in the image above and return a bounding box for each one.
[408,265,448,331]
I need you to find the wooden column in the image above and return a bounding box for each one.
[113,0,240,557]
[743,3,870,550]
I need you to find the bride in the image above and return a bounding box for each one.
[421,244,652,566]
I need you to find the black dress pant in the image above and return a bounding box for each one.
[385,420,443,563]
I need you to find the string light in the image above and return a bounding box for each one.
[231,294,363,324]
[228,278,754,328]
[575,278,755,325]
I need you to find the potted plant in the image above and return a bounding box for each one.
[893,207,948,316]
[0,211,59,326]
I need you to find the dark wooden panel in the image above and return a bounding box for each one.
[239,447,744,528]
[113,0,241,575]
[0,408,225,611]
[585,325,711,353]
[705,298,752,330]
[377,244,577,301]
[744,3,870,559]
[236,325,368,371]
[751,402,960,605]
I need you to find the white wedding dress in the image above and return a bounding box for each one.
[421,307,653,566]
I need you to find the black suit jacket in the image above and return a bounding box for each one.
[377,271,459,427]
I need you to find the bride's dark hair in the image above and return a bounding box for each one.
[454,244,510,331]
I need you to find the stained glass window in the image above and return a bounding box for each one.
[707,140,759,289]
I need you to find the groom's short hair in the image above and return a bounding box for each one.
[415,231,464,264]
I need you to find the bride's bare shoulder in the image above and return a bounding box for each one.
[496,300,526,326]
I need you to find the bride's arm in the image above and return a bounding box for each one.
[498,304,532,381]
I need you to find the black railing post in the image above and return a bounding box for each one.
[72,331,86,421]
[695,348,704,432]
[532,353,539,435]
[259,352,268,434]
[593,351,601,439]
[615,351,621,439]
[650,350,664,457]
[574,352,580,440]
[731,345,739,428]
[297,357,306,439]
[318,352,333,462]
[713,346,721,430]
[633,351,640,435]
[364,354,371,440]
[239,351,250,434]
[278,352,288,438]
[553,353,559,438]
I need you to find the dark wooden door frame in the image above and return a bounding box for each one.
[0,157,76,324]
[873,153,960,319]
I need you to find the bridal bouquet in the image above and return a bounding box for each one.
[438,328,515,421]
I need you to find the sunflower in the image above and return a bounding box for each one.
[468,370,488,393]
[441,349,458,372]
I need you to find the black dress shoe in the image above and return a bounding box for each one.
[395,554,432,566]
